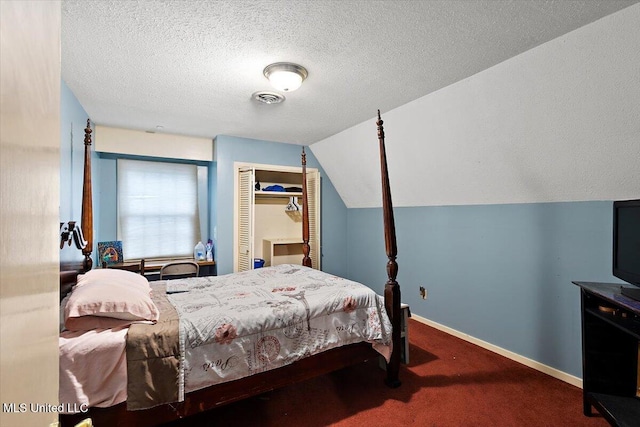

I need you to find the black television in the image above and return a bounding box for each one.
[613,199,640,301]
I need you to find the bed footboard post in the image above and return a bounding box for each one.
[377,110,401,388]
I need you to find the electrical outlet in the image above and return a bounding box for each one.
[419,286,427,300]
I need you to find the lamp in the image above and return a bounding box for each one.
[263,62,308,92]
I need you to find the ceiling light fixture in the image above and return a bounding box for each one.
[263,62,308,92]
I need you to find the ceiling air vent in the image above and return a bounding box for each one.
[252,91,285,105]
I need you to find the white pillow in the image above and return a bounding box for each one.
[64,268,159,331]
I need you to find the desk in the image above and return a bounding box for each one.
[144,260,215,273]
[107,260,216,280]
[149,260,216,280]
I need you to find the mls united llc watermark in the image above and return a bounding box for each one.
[2,402,89,413]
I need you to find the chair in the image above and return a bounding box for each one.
[159,260,199,280]
[102,259,145,275]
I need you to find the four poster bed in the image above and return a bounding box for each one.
[59,112,402,427]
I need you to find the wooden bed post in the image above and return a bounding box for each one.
[81,119,94,271]
[301,147,312,268]
[377,110,401,388]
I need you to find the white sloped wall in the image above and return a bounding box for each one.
[311,4,640,209]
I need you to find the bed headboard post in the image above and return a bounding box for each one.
[81,119,94,271]
[301,147,312,268]
[377,110,401,388]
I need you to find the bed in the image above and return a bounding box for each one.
[59,112,402,426]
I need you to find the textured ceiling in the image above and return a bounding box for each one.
[61,0,638,145]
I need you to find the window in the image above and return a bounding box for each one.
[117,159,200,260]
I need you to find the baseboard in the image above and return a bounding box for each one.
[410,314,583,389]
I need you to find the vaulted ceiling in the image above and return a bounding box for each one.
[62,0,638,145]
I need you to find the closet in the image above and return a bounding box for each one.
[234,163,320,272]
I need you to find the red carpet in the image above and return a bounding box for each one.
[167,319,607,426]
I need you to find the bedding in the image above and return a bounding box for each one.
[59,327,128,409]
[59,281,177,413]
[167,264,393,399]
[59,264,392,412]
[126,282,181,410]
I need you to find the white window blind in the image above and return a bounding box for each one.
[117,159,200,260]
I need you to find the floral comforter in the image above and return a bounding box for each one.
[166,264,392,398]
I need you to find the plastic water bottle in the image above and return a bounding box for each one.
[194,241,205,261]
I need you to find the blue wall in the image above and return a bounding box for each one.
[60,80,97,264]
[347,201,623,377]
[214,135,348,277]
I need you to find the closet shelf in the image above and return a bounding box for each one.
[256,191,303,197]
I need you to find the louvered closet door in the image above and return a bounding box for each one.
[238,169,254,272]
[307,170,321,270]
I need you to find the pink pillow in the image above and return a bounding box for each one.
[75,268,151,294]
[64,269,159,331]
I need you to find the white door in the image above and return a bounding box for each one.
[237,168,254,272]
[307,170,321,270]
